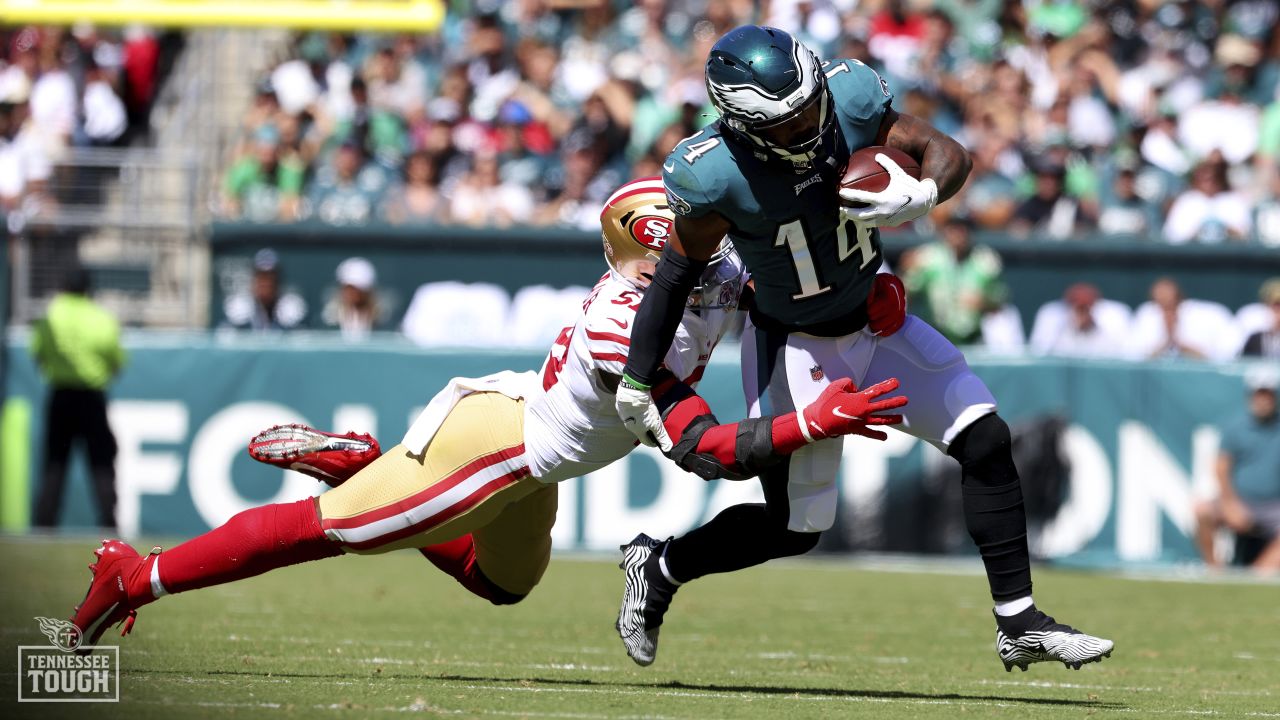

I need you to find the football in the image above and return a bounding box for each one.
[840,146,921,204]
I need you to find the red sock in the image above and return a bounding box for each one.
[419,535,521,604]
[130,498,340,604]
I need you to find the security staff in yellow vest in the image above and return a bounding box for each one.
[30,268,126,530]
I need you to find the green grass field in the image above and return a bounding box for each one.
[1,537,1277,720]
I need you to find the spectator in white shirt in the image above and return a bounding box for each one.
[1129,278,1239,361]
[1176,39,1261,165]
[322,257,382,341]
[0,98,52,212]
[365,45,427,119]
[448,151,534,228]
[28,57,77,147]
[268,58,320,117]
[1029,283,1132,359]
[80,60,127,146]
[1164,156,1252,244]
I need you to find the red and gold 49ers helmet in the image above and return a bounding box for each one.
[599,177,742,310]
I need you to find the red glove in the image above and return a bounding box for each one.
[799,377,907,442]
[867,272,907,336]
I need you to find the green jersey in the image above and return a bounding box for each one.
[31,293,126,390]
[663,58,893,333]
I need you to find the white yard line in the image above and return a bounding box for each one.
[223,633,434,648]
[976,679,1275,697]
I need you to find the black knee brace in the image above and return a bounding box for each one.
[949,413,1019,487]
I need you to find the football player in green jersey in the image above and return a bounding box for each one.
[613,25,1113,672]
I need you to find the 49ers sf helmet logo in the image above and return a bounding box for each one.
[630,215,672,251]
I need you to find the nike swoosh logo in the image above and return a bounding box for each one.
[663,162,675,173]
[894,195,911,214]
[609,318,629,329]
[832,408,860,420]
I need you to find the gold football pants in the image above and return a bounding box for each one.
[316,392,555,595]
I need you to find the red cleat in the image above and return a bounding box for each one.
[70,540,144,654]
[248,424,381,487]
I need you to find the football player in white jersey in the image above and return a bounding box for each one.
[68,178,908,652]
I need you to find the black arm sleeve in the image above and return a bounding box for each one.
[621,247,709,386]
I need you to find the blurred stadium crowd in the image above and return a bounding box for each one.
[217,0,1280,245]
[0,26,166,220]
[2,2,1279,353]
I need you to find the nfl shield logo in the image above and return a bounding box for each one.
[810,365,824,382]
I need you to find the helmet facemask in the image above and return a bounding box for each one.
[725,85,835,172]
[619,240,743,315]
[685,243,744,314]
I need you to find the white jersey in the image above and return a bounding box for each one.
[524,268,744,483]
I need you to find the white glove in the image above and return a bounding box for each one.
[615,375,673,452]
[839,153,938,228]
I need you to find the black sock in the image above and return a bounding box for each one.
[950,415,1034,603]
[663,504,820,583]
[994,604,1041,635]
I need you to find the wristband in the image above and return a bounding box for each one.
[620,372,652,392]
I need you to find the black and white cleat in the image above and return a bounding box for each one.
[995,606,1114,672]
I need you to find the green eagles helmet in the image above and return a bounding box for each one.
[704,25,836,172]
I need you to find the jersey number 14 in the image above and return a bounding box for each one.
[775,218,876,300]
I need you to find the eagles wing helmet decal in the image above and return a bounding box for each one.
[706,34,821,126]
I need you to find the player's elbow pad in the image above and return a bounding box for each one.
[667,414,780,481]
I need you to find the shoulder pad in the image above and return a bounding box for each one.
[663,126,733,218]
[582,278,641,339]
[824,58,893,125]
